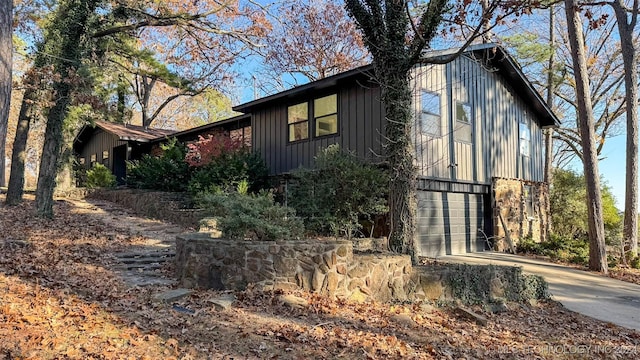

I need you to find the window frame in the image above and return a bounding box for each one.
[454,101,473,143]
[519,122,531,158]
[314,94,339,138]
[287,93,339,144]
[287,101,310,143]
[420,90,441,137]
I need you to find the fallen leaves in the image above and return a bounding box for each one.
[1,195,640,359]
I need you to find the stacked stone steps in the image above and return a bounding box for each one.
[114,249,176,287]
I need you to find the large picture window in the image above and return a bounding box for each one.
[314,94,338,137]
[288,102,309,142]
[420,90,441,136]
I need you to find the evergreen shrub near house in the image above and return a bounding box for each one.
[85,163,116,188]
[185,134,269,195]
[126,138,191,192]
[288,144,389,239]
[198,181,304,241]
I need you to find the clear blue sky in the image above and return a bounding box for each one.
[598,135,635,208]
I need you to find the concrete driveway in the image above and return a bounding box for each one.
[440,252,640,332]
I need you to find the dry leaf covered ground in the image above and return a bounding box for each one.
[1,195,640,359]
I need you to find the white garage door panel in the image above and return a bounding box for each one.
[417,191,484,258]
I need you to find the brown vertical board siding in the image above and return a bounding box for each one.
[79,130,126,170]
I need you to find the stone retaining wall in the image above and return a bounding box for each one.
[176,234,548,304]
[87,188,204,229]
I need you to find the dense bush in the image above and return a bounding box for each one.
[288,144,388,239]
[85,163,116,188]
[198,183,303,241]
[186,134,269,195]
[517,234,589,266]
[126,138,191,192]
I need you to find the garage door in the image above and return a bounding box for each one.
[416,191,485,258]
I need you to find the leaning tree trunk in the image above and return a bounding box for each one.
[5,88,37,205]
[34,0,99,217]
[564,0,608,273]
[0,0,12,188]
[35,81,71,217]
[613,0,638,258]
[378,64,418,257]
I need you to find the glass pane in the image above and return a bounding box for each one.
[421,91,440,116]
[316,114,338,136]
[519,123,531,140]
[288,103,308,124]
[454,122,472,143]
[520,138,531,157]
[421,113,441,136]
[456,102,471,123]
[314,94,337,117]
[102,150,109,159]
[289,121,309,142]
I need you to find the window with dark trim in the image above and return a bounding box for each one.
[519,121,531,157]
[420,90,441,136]
[454,101,472,143]
[314,94,338,137]
[102,150,109,164]
[288,102,309,142]
[79,157,85,166]
[90,154,97,164]
[524,185,534,217]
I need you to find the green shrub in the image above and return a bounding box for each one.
[188,151,269,195]
[126,138,191,192]
[85,163,116,188]
[516,236,542,255]
[198,186,304,241]
[288,144,388,239]
[630,256,640,269]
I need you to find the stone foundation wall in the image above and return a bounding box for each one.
[176,234,548,304]
[492,178,550,248]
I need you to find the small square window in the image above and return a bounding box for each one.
[102,150,109,160]
[79,158,85,165]
[90,154,97,163]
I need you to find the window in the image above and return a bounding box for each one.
[90,154,97,164]
[454,102,472,143]
[420,90,441,136]
[288,102,309,142]
[79,157,85,166]
[102,150,109,166]
[524,185,534,217]
[314,94,338,137]
[519,122,531,157]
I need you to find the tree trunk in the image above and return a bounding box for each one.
[5,88,37,205]
[35,81,71,217]
[543,5,556,242]
[0,0,12,188]
[613,0,638,258]
[564,0,608,273]
[378,64,418,257]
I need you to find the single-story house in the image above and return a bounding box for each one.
[73,121,177,183]
[73,43,559,257]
